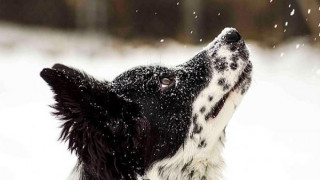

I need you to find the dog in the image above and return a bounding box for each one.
[40,28,252,180]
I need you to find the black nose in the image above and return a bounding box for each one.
[225,31,242,43]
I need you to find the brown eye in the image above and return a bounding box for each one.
[159,75,175,89]
[161,77,172,85]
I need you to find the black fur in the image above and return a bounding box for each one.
[40,50,212,180]
[40,28,252,180]
[41,64,150,179]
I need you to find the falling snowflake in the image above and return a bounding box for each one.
[288,4,291,8]
[285,22,288,26]
[199,39,203,42]
[160,39,164,43]
[193,11,196,15]
[218,13,221,16]
[190,31,193,34]
[274,24,278,28]
[290,9,295,16]
[280,52,284,57]
[177,2,180,5]
[296,44,300,49]
[308,9,311,14]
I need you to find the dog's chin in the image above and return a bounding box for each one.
[207,63,252,120]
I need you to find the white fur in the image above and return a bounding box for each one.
[70,28,250,180]
[142,28,250,180]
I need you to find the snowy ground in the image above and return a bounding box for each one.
[0,23,319,180]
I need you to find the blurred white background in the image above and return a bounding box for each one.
[0,17,319,180]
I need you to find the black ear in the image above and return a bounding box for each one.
[40,64,150,179]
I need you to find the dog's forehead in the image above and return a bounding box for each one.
[110,65,173,98]
[113,66,171,84]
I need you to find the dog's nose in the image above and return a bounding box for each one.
[225,31,242,43]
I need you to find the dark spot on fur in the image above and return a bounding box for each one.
[244,62,252,73]
[213,57,228,72]
[200,106,206,113]
[181,158,193,172]
[231,55,239,62]
[201,176,207,180]
[230,62,238,70]
[223,84,230,91]
[205,114,210,121]
[230,45,237,51]
[190,133,194,139]
[188,170,195,179]
[192,114,198,124]
[193,123,202,134]
[198,139,207,148]
[158,166,164,176]
[208,96,213,101]
[219,136,225,147]
[241,88,247,95]
[218,78,225,86]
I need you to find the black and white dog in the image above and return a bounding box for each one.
[40,28,252,180]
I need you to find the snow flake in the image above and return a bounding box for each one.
[285,22,288,26]
[280,52,284,57]
[177,2,180,5]
[274,24,278,28]
[296,44,300,49]
[288,4,291,8]
[190,31,193,34]
[284,29,287,32]
[218,13,221,16]
[135,10,139,13]
[160,39,164,43]
[195,16,198,19]
[193,11,196,15]
[199,39,203,42]
[270,0,273,3]
[290,9,295,16]
[308,9,311,14]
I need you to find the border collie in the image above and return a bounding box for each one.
[40,28,252,180]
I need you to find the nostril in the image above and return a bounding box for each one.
[225,31,242,43]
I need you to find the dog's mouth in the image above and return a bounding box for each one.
[206,63,252,120]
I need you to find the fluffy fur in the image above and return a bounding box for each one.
[40,28,252,180]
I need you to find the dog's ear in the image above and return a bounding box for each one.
[40,64,149,179]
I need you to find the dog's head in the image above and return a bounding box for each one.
[41,28,252,180]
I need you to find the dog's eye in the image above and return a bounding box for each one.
[159,76,175,89]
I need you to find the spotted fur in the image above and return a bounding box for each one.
[41,28,252,180]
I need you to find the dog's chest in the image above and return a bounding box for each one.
[138,135,225,180]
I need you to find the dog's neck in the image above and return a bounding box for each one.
[140,131,226,180]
